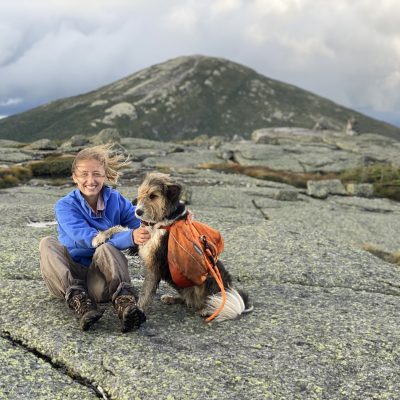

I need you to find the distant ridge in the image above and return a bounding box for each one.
[0,55,399,141]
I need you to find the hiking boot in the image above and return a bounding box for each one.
[113,294,146,333]
[67,290,104,331]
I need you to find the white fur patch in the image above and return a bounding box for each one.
[203,288,249,322]
[138,228,166,262]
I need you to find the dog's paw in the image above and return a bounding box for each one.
[198,307,211,317]
[92,226,128,248]
[161,294,185,305]
[137,297,146,310]
[92,232,107,247]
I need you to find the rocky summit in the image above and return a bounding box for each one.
[0,55,399,142]
[1,128,400,399]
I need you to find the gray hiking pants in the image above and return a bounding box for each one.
[39,236,135,302]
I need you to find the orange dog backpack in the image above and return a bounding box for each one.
[165,212,226,322]
[165,212,224,288]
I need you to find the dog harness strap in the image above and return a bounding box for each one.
[164,211,227,320]
[188,217,227,322]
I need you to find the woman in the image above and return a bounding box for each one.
[39,145,150,332]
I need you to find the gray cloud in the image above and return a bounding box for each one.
[1,0,399,125]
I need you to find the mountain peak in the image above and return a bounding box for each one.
[0,55,399,141]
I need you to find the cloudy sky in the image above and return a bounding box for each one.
[1,0,400,126]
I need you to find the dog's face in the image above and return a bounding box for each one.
[135,173,182,223]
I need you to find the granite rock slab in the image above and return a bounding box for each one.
[1,168,400,399]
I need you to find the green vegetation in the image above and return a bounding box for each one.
[28,155,75,177]
[340,163,400,201]
[200,161,400,202]
[362,243,400,266]
[0,165,32,188]
[0,156,75,189]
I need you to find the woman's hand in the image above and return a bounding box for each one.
[133,226,151,245]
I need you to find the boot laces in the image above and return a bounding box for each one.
[114,295,136,318]
[69,291,95,315]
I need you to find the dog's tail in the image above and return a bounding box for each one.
[203,288,254,322]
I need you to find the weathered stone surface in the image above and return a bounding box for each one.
[4,128,399,178]
[322,133,400,166]
[0,148,37,164]
[231,129,400,172]
[0,336,97,399]
[25,138,58,151]
[307,179,347,198]
[223,140,365,173]
[2,172,400,399]
[61,135,90,148]
[346,183,374,198]
[0,139,26,148]
[143,149,221,169]
[113,127,400,179]
[229,143,306,171]
[91,128,121,144]
[2,133,400,399]
[121,137,178,152]
[251,127,325,144]
[273,189,299,201]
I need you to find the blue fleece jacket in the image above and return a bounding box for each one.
[55,186,140,266]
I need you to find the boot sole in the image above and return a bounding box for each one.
[81,309,104,331]
[122,306,146,333]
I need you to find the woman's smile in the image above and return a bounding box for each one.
[72,159,106,203]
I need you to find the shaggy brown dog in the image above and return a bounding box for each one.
[94,173,253,322]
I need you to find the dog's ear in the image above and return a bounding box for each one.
[166,182,182,203]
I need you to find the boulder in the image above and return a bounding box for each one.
[91,128,121,144]
[0,139,26,148]
[346,183,374,198]
[69,135,90,147]
[273,189,299,201]
[307,179,347,199]
[344,117,360,136]
[26,139,58,150]
[0,148,37,164]
[251,127,323,144]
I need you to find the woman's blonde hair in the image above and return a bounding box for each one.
[71,144,129,185]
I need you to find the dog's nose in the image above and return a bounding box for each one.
[136,208,143,216]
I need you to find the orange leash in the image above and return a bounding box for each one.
[204,251,226,322]
[189,218,226,322]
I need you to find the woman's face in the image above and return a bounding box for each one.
[72,159,106,200]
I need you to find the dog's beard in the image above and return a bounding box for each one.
[135,214,153,224]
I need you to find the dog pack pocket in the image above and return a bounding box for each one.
[166,214,224,288]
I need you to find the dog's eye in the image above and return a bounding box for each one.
[149,194,158,200]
